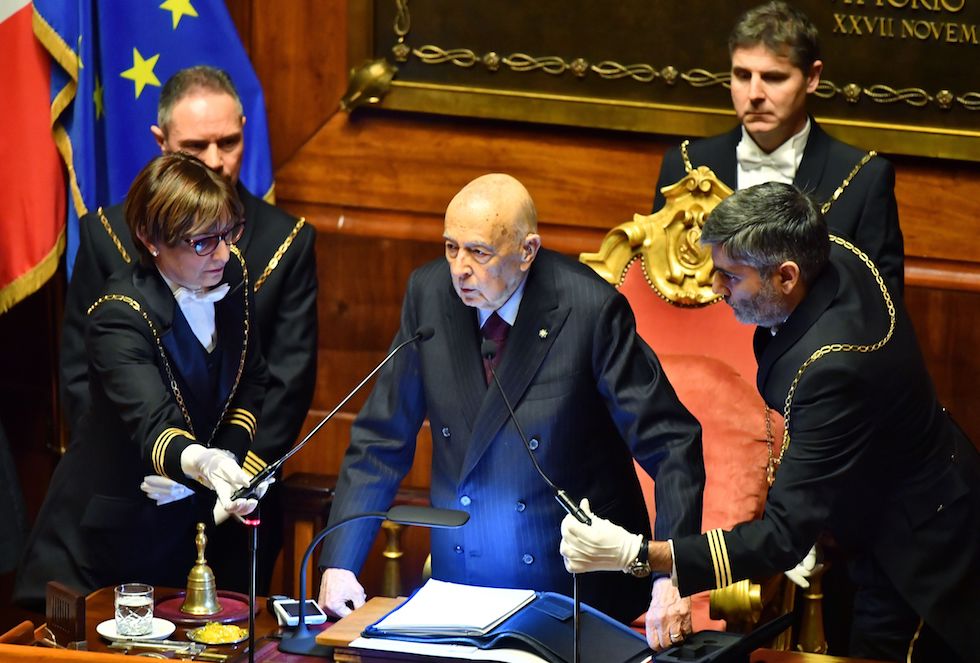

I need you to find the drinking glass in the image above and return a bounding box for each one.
[114,583,154,636]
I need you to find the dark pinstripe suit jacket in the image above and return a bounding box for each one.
[671,239,979,660]
[653,120,904,295]
[14,252,268,609]
[319,249,704,622]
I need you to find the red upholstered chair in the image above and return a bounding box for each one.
[580,167,822,650]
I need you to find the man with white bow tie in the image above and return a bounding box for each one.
[652,1,903,296]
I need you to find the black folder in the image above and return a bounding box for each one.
[362,591,652,663]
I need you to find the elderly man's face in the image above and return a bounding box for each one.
[153,91,245,184]
[710,245,791,328]
[443,203,534,312]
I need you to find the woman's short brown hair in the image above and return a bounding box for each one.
[125,153,244,266]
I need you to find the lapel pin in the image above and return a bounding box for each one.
[538,328,548,339]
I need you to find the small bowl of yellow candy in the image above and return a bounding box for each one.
[186,622,249,644]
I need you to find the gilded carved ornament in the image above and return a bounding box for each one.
[578,166,733,307]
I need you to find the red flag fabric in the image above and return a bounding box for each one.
[0,0,66,314]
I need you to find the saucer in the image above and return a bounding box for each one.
[96,617,176,641]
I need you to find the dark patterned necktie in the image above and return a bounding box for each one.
[482,312,510,385]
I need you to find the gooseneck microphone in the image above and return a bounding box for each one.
[232,326,436,501]
[481,339,591,526]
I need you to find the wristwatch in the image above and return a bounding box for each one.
[626,537,652,577]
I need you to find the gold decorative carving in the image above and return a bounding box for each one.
[865,84,931,107]
[681,68,729,88]
[414,45,478,67]
[385,2,980,113]
[592,61,659,82]
[957,91,980,110]
[340,59,398,112]
[502,53,569,75]
[842,83,862,103]
[483,51,501,71]
[579,166,733,307]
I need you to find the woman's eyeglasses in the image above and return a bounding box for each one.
[184,222,245,256]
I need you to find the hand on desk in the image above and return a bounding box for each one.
[646,577,692,652]
[319,568,366,618]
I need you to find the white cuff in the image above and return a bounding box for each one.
[668,539,678,588]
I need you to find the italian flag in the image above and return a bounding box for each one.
[0,0,65,314]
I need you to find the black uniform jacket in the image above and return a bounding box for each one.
[653,121,904,294]
[61,183,317,468]
[672,238,979,661]
[319,249,705,623]
[14,249,269,608]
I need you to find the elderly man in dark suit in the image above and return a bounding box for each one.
[653,1,903,295]
[562,183,979,662]
[59,66,317,594]
[317,173,705,638]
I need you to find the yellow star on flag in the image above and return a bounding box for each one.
[159,0,199,30]
[120,48,161,99]
[93,76,105,119]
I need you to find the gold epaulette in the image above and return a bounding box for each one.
[254,218,306,294]
[96,207,132,264]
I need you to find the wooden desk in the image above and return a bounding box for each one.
[0,588,884,662]
[0,586,328,662]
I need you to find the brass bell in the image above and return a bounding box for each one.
[180,523,222,615]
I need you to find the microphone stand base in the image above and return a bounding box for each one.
[278,633,333,657]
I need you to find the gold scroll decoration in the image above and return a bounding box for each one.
[580,166,733,307]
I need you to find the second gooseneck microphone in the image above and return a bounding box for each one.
[481,339,591,525]
[233,326,435,501]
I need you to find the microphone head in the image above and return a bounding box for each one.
[386,505,469,529]
[415,326,435,342]
[480,338,497,360]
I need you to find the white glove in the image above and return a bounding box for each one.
[211,476,276,525]
[784,544,823,589]
[180,444,257,516]
[318,568,366,618]
[140,475,195,505]
[559,498,642,574]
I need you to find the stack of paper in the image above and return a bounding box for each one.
[368,579,537,637]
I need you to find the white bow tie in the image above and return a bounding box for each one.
[174,283,230,305]
[736,139,797,181]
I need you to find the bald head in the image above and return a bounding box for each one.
[447,173,537,243]
[443,174,542,311]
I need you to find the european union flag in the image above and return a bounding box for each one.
[33,0,274,274]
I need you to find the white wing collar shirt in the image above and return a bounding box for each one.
[736,118,811,190]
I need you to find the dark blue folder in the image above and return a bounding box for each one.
[362,591,652,663]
